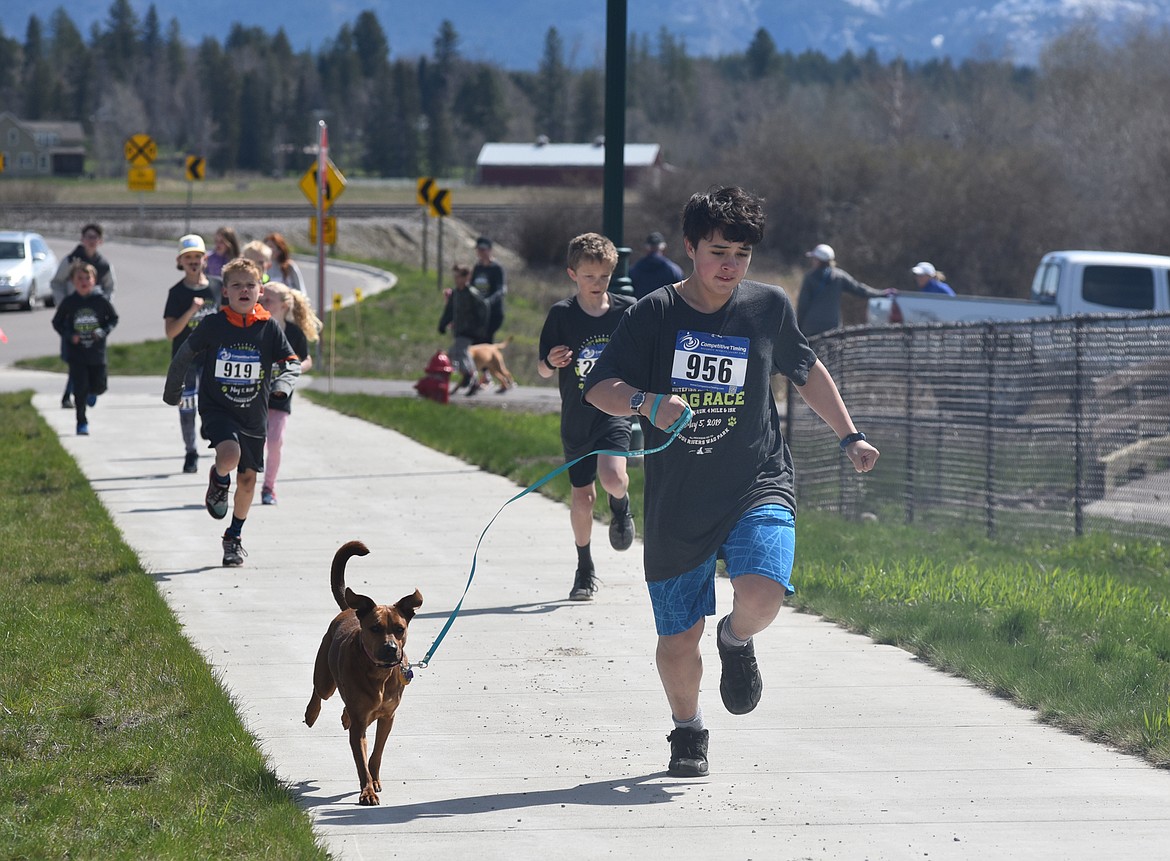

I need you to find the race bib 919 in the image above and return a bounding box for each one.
[214,347,261,383]
[671,330,748,394]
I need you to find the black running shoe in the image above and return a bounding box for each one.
[717,615,763,715]
[183,451,199,474]
[667,727,709,777]
[205,467,230,520]
[569,567,597,601]
[608,495,635,551]
[221,533,246,567]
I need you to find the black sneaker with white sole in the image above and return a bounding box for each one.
[569,566,597,601]
[667,727,709,777]
[717,615,763,715]
[222,534,246,567]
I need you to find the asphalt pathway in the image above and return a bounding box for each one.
[9,368,1170,860]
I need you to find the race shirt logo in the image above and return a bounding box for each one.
[72,308,102,347]
[575,337,610,390]
[188,300,217,330]
[670,330,749,450]
[214,345,265,405]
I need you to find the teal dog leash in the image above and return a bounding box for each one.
[409,399,691,672]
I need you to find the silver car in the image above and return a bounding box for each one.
[0,231,59,311]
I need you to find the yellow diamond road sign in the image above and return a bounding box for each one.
[124,134,157,166]
[300,160,347,211]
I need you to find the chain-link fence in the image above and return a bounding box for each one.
[788,313,1170,541]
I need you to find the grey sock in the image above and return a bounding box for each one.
[672,707,704,732]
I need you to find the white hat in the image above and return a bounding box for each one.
[806,243,834,262]
[177,234,206,257]
[911,261,936,277]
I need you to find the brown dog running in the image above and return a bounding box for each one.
[468,335,515,392]
[305,540,423,806]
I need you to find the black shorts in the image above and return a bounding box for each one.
[565,420,633,488]
[200,414,265,473]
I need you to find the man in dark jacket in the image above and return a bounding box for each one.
[796,243,884,336]
[439,263,489,394]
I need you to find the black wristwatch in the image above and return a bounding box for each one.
[629,391,647,416]
[839,431,867,450]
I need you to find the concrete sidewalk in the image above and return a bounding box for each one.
[24,376,1170,860]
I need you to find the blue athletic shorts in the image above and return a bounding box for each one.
[647,504,796,636]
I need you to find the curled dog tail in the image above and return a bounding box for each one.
[331,540,370,610]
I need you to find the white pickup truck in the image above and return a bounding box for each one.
[867,250,1170,324]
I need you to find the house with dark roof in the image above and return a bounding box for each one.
[475,137,663,187]
[0,112,87,177]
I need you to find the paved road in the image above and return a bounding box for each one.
[8,370,1170,860]
[0,236,389,365]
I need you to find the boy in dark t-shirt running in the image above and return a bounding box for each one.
[584,187,879,778]
[163,258,301,568]
[163,234,222,475]
[538,232,636,601]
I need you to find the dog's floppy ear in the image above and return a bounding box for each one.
[345,587,376,617]
[396,589,423,621]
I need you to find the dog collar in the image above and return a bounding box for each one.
[361,640,413,682]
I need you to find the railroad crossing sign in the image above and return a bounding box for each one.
[417,176,435,206]
[428,188,451,218]
[185,155,205,181]
[299,159,347,211]
[308,215,337,245]
[124,134,157,166]
[127,165,156,192]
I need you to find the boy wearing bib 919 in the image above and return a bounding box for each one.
[163,258,301,568]
[584,186,879,778]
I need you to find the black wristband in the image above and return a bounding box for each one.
[543,356,556,371]
[839,431,866,450]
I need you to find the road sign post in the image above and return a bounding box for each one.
[429,188,452,292]
[417,177,435,273]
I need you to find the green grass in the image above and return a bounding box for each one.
[302,392,1170,767]
[0,393,327,861]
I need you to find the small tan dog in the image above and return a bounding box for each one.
[468,335,515,392]
[305,541,423,806]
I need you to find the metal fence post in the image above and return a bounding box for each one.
[1073,317,1085,536]
[984,326,996,539]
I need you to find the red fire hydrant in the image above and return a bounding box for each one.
[415,350,454,403]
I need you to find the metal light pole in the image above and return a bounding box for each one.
[604,0,633,295]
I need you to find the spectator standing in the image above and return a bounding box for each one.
[51,223,116,408]
[472,236,507,343]
[205,227,240,278]
[163,234,222,474]
[51,261,118,436]
[911,261,956,295]
[629,231,684,300]
[438,263,489,395]
[583,186,878,778]
[796,243,884,336]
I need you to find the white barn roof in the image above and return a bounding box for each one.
[477,141,661,168]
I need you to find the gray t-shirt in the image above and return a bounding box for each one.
[583,280,817,582]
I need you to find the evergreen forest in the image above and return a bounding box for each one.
[5,1,1170,292]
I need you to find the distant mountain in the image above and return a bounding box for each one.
[3,0,1166,69]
